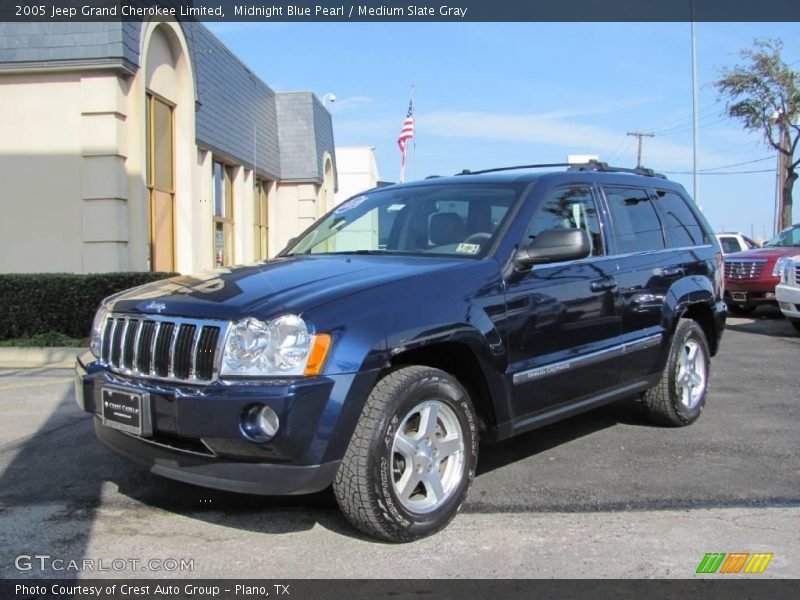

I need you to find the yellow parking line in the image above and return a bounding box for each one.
[0,378,72,392]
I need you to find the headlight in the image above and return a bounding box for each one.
[89,305,109,357]
[772,256,788,277]
[220,315,331,377]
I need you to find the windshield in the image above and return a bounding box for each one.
[764,225,800,247]
[284,182,526,258]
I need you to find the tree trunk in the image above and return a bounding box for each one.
[782,170,797,231]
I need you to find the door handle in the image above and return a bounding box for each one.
[662,266,685,277]
[590,278,618,292]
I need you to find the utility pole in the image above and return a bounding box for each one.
[776,125,790,233]
[627,131,655,168]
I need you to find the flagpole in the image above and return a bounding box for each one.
[412,84,417,180]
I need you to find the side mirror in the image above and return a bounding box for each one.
[515,228,591,268]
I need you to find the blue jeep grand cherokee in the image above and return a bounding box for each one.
[75,161,726,541]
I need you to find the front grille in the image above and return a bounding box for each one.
[100,314,228,383]
[795,264,800,283]
[724,259,766,280]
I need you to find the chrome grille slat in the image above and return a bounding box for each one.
[189,326,202,380]
[154,322,175,377]
[167,323,180,378]
[150,321,161,377]
[122,319,140,369]
[110,318,126,367]
[132,319,144,370]
[794,264,800,283]
[724,259,766,280]
[101,319,115,362]
[98,313,229,384]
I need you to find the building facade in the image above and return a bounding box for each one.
[0,21,336,274]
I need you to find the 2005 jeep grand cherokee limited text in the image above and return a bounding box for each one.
[75,161,726,542]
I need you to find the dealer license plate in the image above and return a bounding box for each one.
[101,388,150,436]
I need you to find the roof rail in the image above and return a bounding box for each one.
[568,160,667,179]
[455,159,666,179]
[456,163,572,176]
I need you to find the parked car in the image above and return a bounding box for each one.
[724,223,800,314]
[716,232,757,254]
[776,255,800,333]
[75,161,726,542]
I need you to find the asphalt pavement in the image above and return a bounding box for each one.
[0,308,798,578]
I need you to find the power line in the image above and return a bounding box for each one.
[604,135,628,164]
[698,155,776,172]
[662,168,774,175]
[649,100,721,133]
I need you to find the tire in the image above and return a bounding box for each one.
[642,319,711,427]
[790,319,800,334]
[727,302,755,315]
[333,366,479,542]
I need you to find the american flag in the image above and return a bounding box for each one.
[397,99,414,182]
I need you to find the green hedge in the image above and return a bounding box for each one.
[0,272,176,340]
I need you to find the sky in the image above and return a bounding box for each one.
[207,21,800,240]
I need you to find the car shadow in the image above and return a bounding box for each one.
[726,305,797,338]
[0,379,659,559]
[0,384,375,577]
[476,397,647,476]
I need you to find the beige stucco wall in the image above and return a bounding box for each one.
[0,22,336,274]
[0,71,127,273]
[273,182,321,254]
[334,146,380,205]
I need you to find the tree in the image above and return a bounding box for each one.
[715,39,800,231]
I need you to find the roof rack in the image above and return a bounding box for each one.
[456,159,666,179]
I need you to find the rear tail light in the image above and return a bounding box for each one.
[716,252,725,298]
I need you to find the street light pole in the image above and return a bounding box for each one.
[691,13,700,205]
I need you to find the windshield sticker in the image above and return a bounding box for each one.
[334,195,367,214]
[456,243,481,255]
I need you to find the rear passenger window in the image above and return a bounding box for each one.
[654,190,709,247]
[603,187,665,253]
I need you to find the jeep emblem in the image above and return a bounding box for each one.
[144,301,166,313]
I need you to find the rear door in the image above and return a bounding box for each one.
[602,185,709,383]
[505,184,622,418]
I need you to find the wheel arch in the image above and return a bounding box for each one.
[663,276,721,356]
[388,340,503,436]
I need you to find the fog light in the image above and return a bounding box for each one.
[240,404,280,442]
[257,405,280,437]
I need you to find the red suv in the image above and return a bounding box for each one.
[724,223,800,314]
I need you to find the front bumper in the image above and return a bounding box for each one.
[93,419,339,495]
[776,283,800,320]
[724,276,780,306]
[75,353,378,495]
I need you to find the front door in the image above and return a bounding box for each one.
[505,184,621,419]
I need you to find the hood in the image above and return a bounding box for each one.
[107,255,467,320]
[726,246,800,261]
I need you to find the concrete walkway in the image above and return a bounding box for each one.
[0,347,85,368]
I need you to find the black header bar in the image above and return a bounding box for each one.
[1,0,800,22]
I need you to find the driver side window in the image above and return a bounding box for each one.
[524,186,605,256]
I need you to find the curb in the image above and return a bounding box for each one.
[0,347,85,369]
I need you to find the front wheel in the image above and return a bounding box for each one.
[789,318,800,334]
[642,319,710,427]
[333,366,479,542]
